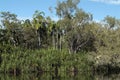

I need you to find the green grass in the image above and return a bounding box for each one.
[0,45,92,74]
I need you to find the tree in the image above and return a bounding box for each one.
[0,11,21,46]
[0,12,18,29]
[46,17,57,49]
[56,0,80,18]
[32,10,45,48]
[55,0,80,51]
[104,16,116,29]
[73,9,92,27]
[0,29,9,44]
[55,0,93,53]
[23,19,32,28]
[23,26,38,49]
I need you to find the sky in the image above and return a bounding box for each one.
[0,0,120,21]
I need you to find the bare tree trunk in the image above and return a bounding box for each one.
[14,68,16,76]
[38,34,41,48]
[36,30,41,48]
[76,37,90,52]
[60,35,62,51]
[59,17,62,51]
[56,31,58,50]
[52,33,55,50]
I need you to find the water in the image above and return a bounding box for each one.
[0,72,120,80]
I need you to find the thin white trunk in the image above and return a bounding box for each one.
[60,35,62,51]
[38,35,41,47]
[37,30,41,48]
[52,34,55,49]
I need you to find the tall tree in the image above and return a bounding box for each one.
[55,0,80,51]
[0,11,21,46]
[32,10,45,48]
[0,12,18,29]
[23,19,32,28]
[104,16,116,29]
[56,0,80,18]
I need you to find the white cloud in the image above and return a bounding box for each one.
[90,0,120,5]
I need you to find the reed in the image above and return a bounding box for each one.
[0,45,91,74]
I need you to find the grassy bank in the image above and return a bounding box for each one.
[0,45,92,74]
[1,44,120,75]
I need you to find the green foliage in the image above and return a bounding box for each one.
[0,46,91,73]
[56,0,80,18]
[1,0,120,74]
[104,16,116,29]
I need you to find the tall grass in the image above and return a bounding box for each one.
[0,45,92,74]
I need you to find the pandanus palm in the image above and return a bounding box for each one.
[32,10,45,48]
[46,17,56,49]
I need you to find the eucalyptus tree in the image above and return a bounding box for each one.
[0,11,21,46]
[55,0,95,53]
[104,16,117,29]
[55,0,80,51]
[56,0,80,31]
[23,26,38,49]
[0,29,8,45]
[66,9,93,53]
[99,16,120,52]
[0,11,18,29]
[73,9,92,27]
[56,0,80,19]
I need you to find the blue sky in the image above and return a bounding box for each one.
[0,0,120,21]
[80,0,120,21]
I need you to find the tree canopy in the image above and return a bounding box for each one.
[0,0,120,54]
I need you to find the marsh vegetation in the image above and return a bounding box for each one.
[0,0,120,76]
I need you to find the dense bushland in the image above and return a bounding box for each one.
[0,0,120,74]
[0,46,91,74]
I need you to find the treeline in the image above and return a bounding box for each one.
[0,0,120,53]
[0,0,120,74]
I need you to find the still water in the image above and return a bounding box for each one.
[0,72,120,80]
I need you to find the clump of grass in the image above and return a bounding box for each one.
[0,45,92,74]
